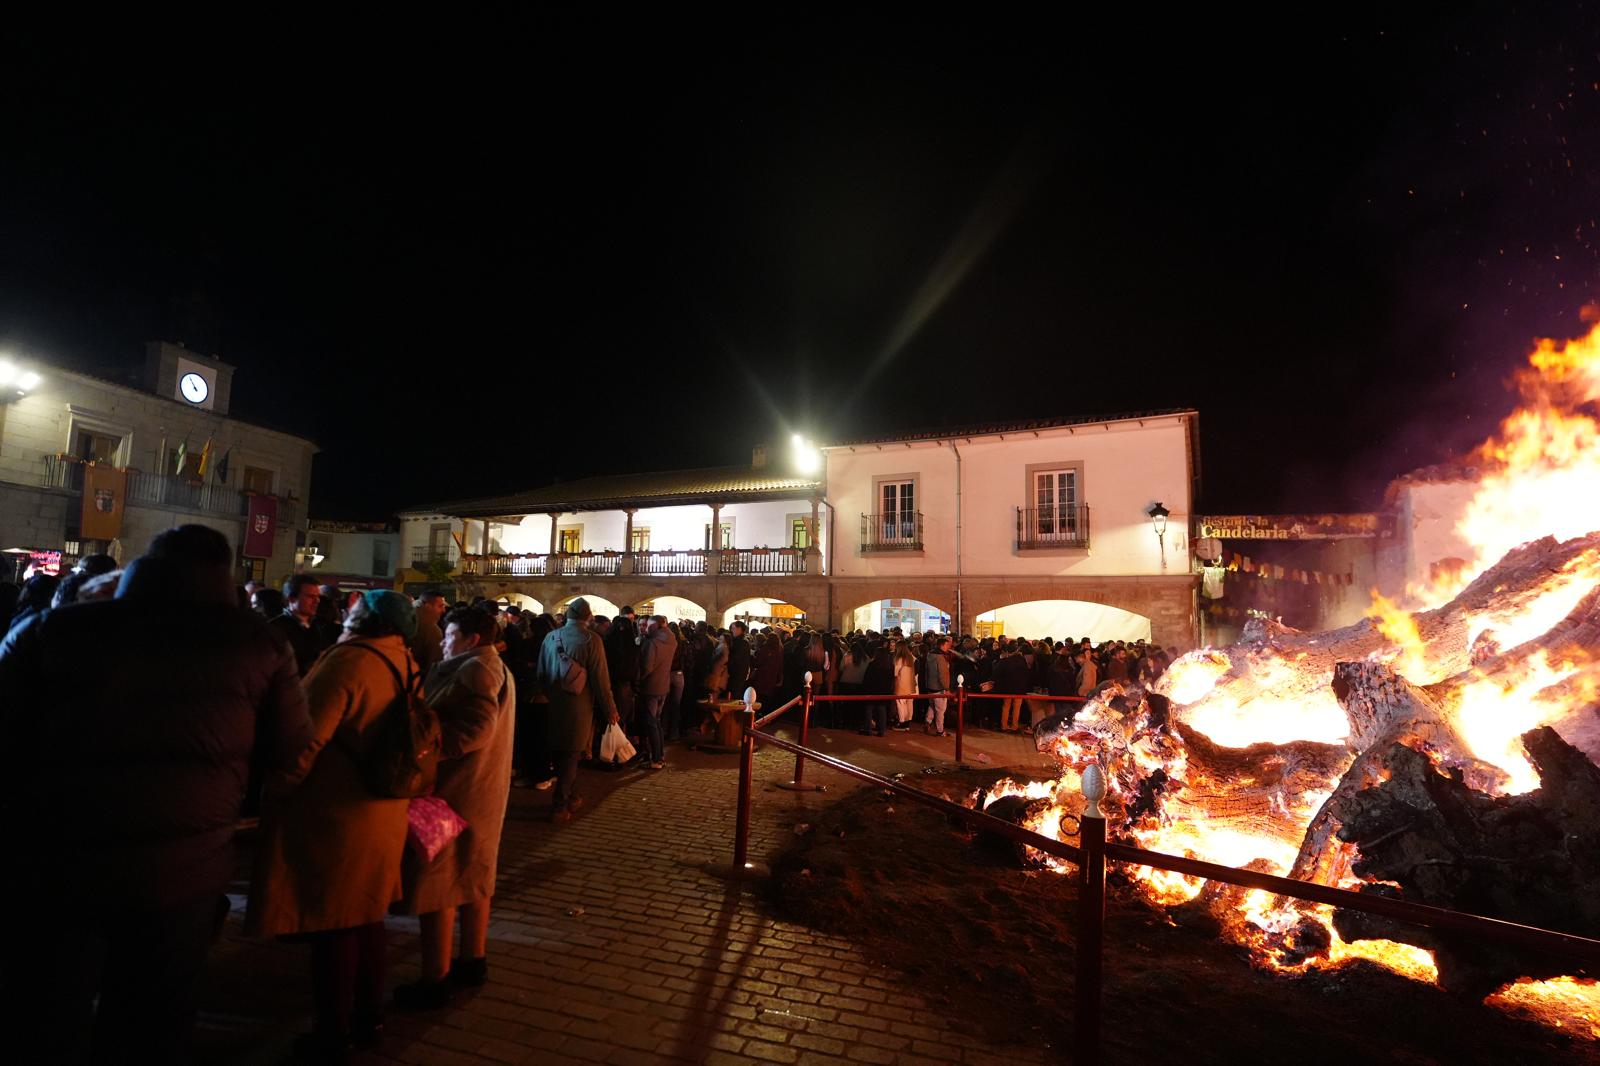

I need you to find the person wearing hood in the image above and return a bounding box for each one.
[247,588,420,1061]
[636,614,677,769]
[0,525,313,1065]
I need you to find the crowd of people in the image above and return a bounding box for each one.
[0,534,1176,1065]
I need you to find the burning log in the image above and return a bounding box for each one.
[1329,727,1600,999]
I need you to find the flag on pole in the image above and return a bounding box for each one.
[216,448,231,484]
[174,438,188,477]
[197,437,214,479]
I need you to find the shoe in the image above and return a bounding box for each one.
[934,731,948,737]
[649,761,665,770]
[568,795,587,814]
[534,777,555,790]
[550,809,572,824]
[450,956,488,988]
[393,977,455,1012]
[292,1030,352,1065]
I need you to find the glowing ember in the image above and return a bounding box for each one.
[1488,977,1600,1040]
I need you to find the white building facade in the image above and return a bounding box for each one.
[0,341,314,584]
[399,411,1201,647]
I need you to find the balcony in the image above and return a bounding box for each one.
[42,454,291,522]
[1016,504,1091,550]
[458,547,815,579]
[411,545,461,570]
[861,511,923,553]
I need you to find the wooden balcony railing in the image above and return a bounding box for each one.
[458,547,816,578]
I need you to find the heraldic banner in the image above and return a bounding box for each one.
[244,493,277,558]
[80,464,127,542]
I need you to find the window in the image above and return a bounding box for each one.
[788,516,811,549]
[244,557,265,583]
[877,477,917,541]
[704,522,733,549]
[559,526,582,553]
[1034,468,1080,536]
[243,466,274,495]
[76,430,121,464]
[372,540,392,577]
[428,524,454,557]
[630,526,651,552]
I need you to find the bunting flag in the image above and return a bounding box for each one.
[173,438,188,477]
[197,437,214,478]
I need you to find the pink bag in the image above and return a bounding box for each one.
[406,796,468,862]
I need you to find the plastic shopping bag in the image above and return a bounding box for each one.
[599,722,637,765]
[407,795,469,862]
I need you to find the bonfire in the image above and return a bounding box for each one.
[975,319,1600,1036]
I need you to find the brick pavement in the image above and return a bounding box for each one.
[196,720,1062,1066]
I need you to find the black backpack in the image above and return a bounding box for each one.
[342,643,441,798]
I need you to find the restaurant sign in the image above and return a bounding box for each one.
[1195,514,1388,540]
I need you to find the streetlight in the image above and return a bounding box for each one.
[1147,501,1170,572]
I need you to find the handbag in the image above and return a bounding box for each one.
[598,721,637,765]
[407,795,469,862]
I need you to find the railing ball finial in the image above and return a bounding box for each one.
[956,674,965,688]
[804,670,813,687]
[743,686,758,711]
[1081,762,1107,819]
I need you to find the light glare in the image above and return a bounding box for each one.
[16,371,40,391]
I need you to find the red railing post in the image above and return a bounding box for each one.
[1076,764,1107,1066]
[779,673,823,791]
[954,675,966,765]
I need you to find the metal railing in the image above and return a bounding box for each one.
[411,545,461,568]
[715,681,1600,1065]
[463,554,545,576]
[41,454,84,490]
[860,511,923,552]
[1016,504,1091,550]
[721,548,806,575]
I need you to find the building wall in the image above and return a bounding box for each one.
[0,362,314,578]
[824,415,1193,579]
[303,528,402,584]
[1385,480,1481,596]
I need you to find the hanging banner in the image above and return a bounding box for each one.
[244,494,277,558]
[80,465,127,542]
[1195,514,1390,540]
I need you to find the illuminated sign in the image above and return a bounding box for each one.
[1194,514,1389,540]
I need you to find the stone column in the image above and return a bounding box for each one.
[547,513,559,556]
[621,508,637,576]
[706,503,723,575]
[806,497,822,575]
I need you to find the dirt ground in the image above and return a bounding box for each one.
[766,770,1600,1065]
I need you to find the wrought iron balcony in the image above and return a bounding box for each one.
[1016,504,1091,550]
[861,511,923,552]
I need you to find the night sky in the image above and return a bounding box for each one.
[3,10,1598,520]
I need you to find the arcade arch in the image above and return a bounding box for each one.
[973,599,1150,643]
[842,597,952,635]
[722,596,807,630]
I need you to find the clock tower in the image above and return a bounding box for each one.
[143,341,234,415]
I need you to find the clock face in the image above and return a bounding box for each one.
[179,372,209,404]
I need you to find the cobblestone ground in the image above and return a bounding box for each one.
[196,718,1062,1066]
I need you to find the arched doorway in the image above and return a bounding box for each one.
[555,592,621,619]
[722,596,806,630]
[641,594,707,624]
[974,599,1150,643]
[844,598,951,635]
[494,592,544,613]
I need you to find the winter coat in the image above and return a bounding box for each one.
[705,640,730,695]
[893,658,917,720]
[0,586,312,910]
[992,653,1033,696]
[1077,657,1100,697]
[1046,653,1078,697]
[400,645,516,914]
[638,625,677,697]
[753,640,784,694]
[247,635,414,936]
[727,635,752,694]
[537,619,617,752]
[922,650,951,694]
[270,611,332,676]
[410,616,444,673]
[863,651,894,696]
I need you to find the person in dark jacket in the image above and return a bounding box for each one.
[0,524,313,1065]
[992,644,1033,732]
[860,642,894,737]
[272,573,332,676]
[726,621,753,698]
[752,631,784,712]
[603,615,640,759]
[636,615,676,769]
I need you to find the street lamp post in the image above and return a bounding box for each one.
[1147,501,1170,573]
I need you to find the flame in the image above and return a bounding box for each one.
[1488,976,1600,1040]
[1453,650,1585,793]
[1366,591,1430,681]
[1419,319,1600,607]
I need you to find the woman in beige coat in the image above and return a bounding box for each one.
[247,590,417,1061]
[393,606,516,1009]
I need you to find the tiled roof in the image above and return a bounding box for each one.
[405,465,820,517]
[825,408,1197,448]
